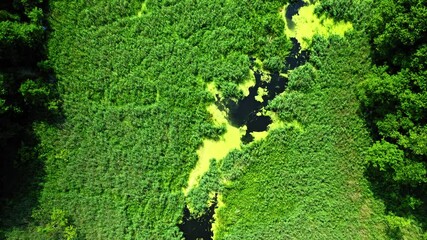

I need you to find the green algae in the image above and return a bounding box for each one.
[254,87,268,103]
[283,1,353,49]
[184,84,245,195]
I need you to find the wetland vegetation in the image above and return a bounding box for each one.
[1,0,426,239]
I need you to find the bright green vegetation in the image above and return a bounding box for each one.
[1,0,426,239]
[185,102,244,196]
[39,0,291,238]
[1,0,292,239]
[196,0,427,239]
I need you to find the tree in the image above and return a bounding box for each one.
[368,0,427,69]
[366,140,426,184]
[359,0,427,228]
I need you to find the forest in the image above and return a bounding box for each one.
[0,0,426,239]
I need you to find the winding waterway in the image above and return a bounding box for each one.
[224,37,309,143]
[218,0,310,144]
[178,1,310,239]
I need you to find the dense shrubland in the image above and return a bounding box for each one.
[213,33,390,239]
[197,0,427,238]
[307,0,427,236]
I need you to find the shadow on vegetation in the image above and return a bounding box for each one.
[365,166,427,232]
[359,0,427,236]
[361,103,427,237]
[0,0,64,237]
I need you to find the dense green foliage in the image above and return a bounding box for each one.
[2,0,292,239]
[314,0,373,25]
[368,0,427,69]
[191,0,427,238]
[356,0,427,232]
[2,0,426,239]
[0,1,60,238]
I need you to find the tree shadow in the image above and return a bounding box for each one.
[365,165,427,237]
[359,83,427,237]
[0,75,64,238]
[0,125,45,235]
[0,0,65,237]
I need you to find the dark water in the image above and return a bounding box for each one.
[179,0,309,238]
[224,37,309,144]
[225,70,285,143]
[178,195,218,240]
[286,38,310,70]
[285,0,308,29]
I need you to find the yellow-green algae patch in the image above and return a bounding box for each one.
[260,73,271,83]
[254,87,268,103]
[253,58,264,71]
[207,82,222,100]
[251,131,269,141]
[185,87,245,195]
[212,193,225,240]
[282,1,353,49]
[265,110,286,130]
[285,119,304,132]
[249,110,285,141]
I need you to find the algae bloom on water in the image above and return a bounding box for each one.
[283,1,353,50]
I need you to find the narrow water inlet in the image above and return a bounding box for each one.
[219,0,309,143]
[178,195,218,240]
[221,38,309,144]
